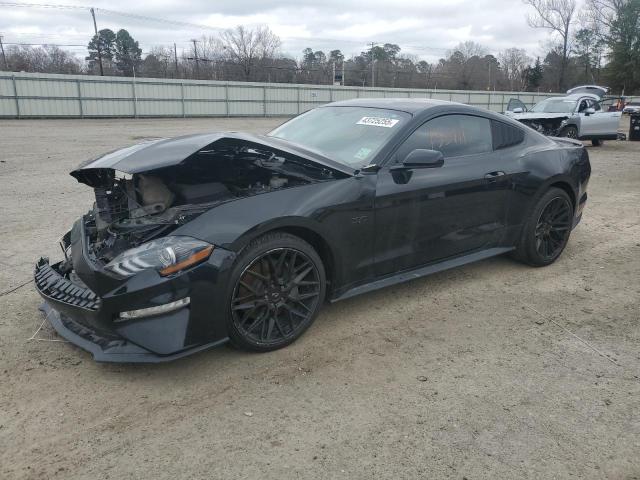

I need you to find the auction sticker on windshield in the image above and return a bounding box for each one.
[356,117,400,128]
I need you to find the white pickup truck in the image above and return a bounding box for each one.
[505,86,621,146]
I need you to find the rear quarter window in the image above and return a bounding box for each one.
[491,120,525,150]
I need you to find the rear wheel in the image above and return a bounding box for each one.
[512,188,573,267]
[559,125,579,139]
[226,232,326,352]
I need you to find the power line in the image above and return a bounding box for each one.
[0,1,85,9]
[0,2,451,58]
[4,41,86,46]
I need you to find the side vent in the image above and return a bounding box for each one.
[492,120,525,150]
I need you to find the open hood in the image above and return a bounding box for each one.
[71,132,354,187]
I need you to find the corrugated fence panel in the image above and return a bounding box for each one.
[19,98,80,116]
[16,78,77,98]
[0,72,562,118]
[0,98,17,116]
[331,89,360,101]
[265,102,298,116]
[228,85,263,101]
[266,87,298,102]
[183,84,226,100]
[136,100,182,116]
[136,83,181,100]
[81,80,132,99]
[82,99,134,116]
[229,101,264,116]
[299,88,331,102]
[0,77,14,96]
[184,100,226,116]
[431,91,452,101]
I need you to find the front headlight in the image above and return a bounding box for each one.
[105,236,214,277]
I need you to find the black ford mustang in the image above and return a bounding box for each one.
[35,99,590,362]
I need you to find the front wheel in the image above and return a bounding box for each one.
[512,188,574,267]
[559,125,579,139]
[592,139,604,147]
[226,232,326,352]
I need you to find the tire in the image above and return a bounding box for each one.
[591,139,604,147]
[559,125,579,139]
[511,188,574,267]
[226,231,326,352]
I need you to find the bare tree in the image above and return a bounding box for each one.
[445,41,489,89]
[6,45,81,74]
[219,25,281,80]
[499,48,532,90]
[523,0,577,90]
[447,41,488,61]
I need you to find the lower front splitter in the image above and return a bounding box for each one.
[39,301,229,363]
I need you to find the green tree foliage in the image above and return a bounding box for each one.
[525,57,544,90]
[114,29,142,76]
[86,28,116,72]
[606,0,640,93]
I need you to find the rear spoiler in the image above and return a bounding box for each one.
[549,137,583,148]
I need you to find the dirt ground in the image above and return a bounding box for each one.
[0,116,639,480]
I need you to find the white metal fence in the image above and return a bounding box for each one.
[0,71,561,118]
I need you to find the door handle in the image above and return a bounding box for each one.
[484,171,506,181]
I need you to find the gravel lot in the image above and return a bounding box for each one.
[1,116,639,479]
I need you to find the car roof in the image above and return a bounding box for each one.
[322,97,459,114]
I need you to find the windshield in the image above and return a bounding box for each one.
[530,98,577,113]
[268,106,411,168]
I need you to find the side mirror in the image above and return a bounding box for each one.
[585,107,596,115]
[401,149,444,168]
[512,107,523,114]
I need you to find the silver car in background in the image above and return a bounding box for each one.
[505,86,621,146]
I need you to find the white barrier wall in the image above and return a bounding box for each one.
[0,71,562,118]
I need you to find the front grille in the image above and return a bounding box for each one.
[34,259,101,310]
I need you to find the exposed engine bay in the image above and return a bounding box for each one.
[516,117,568,137]
[78,139,338,265]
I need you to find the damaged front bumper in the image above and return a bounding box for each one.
[34,219,236,363]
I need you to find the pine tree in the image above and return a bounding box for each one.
[114,29,142,76]
[86,29,116,73]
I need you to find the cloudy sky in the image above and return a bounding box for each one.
[0,0,573,62]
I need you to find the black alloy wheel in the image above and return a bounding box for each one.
[534,196,572,260]
[228,233,325,351]
[511,187,574,267]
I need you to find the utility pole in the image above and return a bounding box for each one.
[370,42,376,88]
[332,62,335,85]
[173,42,179,78]
[191,39,200,79]
[0,35,8,70]
[89,8,104,76]
[342,61,345,86]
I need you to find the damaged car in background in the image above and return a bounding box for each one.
[35,99,590,362]
[505,85,621,146]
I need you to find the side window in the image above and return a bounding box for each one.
[578,99,589,112]
[591,100,602,111]
[396,114,493,160]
